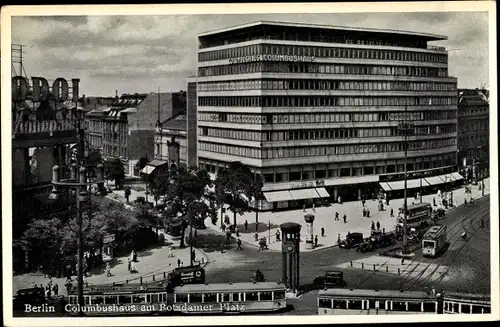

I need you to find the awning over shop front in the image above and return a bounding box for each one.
[263,190,294,202]
[424,175,445,186]
[379,182,392,192]
[385,178,428,191]
[140,165,156,175]
[407,178,430,189]
[315,187,330,198]
[289,188,322,200]
[450,172,464,181]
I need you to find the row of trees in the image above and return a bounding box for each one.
[143,161,263,247]
[16,198,159,277]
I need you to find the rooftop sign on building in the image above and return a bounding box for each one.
[12,76,80,103]
[229,54,316,64]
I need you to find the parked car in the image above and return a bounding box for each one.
[339,232,364,249]
[313,270,346,288]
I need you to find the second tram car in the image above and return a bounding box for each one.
[442,293,491,314]
[173,282,287,314]
[317,289,439,315]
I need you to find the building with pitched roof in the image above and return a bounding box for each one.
[85,91,186,176]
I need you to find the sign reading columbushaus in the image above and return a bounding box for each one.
[229,54,316,64]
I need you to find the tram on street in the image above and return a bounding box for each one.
[317,289,492,315]
[317,288,439,315]
[173,282,287,314]
[66,284,169,316]
[398,203,433,228]
[442,292,491,314]
[422,225,447,257]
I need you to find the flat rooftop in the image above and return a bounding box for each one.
[199,20,447,41]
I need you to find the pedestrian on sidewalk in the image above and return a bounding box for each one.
[177,258,181,268]
[362,199,366,207]
[303,204,306,212]
[130,260,137,273]
[254,232,259,241]
[371,221,375,230]
[335,212,339,221]
[276,230,281,242]
[366,209,370,218]
[433,197,436,206]
[314,235,318,248]
[244,220,248,231]
[52,283,59,297]
[343,214,347,223]
[128,259,132,272]
[338,196,342,204]
[386,197,390,205]
[337,233,341,245]
[106,262,112,277]
[312,203,316,212]
[376,221,380,231]
[321,227,325,237]
[363,208,366,217]
[401,257,405,265]
[235,226,240,237]
[236,238,243,250]
[221,223,226,232]
[168,246,173,258]
[220,243,225,253]
[390,208,394,217]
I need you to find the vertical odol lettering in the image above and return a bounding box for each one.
[52,78,69,102]
[31,77,50,102]
[72,79,80,102]
[12,76,29,101]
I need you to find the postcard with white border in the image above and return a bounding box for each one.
[1,1,498,326]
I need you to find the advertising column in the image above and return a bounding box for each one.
[304,214,315,250]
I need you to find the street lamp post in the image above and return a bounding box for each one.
[398,106,414,255]
[49,129,105,315]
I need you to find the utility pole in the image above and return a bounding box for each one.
[398,105,414,255]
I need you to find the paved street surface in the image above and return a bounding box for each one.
[202,195,490,314]
[13,178,490,316]
[206,178,490,252]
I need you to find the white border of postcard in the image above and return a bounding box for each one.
[2,1,498,326]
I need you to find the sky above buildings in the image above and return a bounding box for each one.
[11,10,490,97]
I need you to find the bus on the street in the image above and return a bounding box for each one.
[398,203,433,228]
[422,225,447,257]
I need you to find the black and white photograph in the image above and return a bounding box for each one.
[2,1,498,326]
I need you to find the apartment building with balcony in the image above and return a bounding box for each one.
[196,21,460,210]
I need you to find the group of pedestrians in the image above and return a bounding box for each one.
[36,277,59,299]
[370,220,381,231]
[333,211,347,223]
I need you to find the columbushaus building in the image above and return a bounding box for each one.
[196,21,459,210]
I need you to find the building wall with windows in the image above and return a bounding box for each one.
[196,21,458,209]
[186,77,198,168]
[85,92,185,176]
[457,89,489,181]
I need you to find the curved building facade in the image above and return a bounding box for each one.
[196,21,459,210]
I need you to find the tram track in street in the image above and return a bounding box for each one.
[352,198,489,291]
[401,200,490,289]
